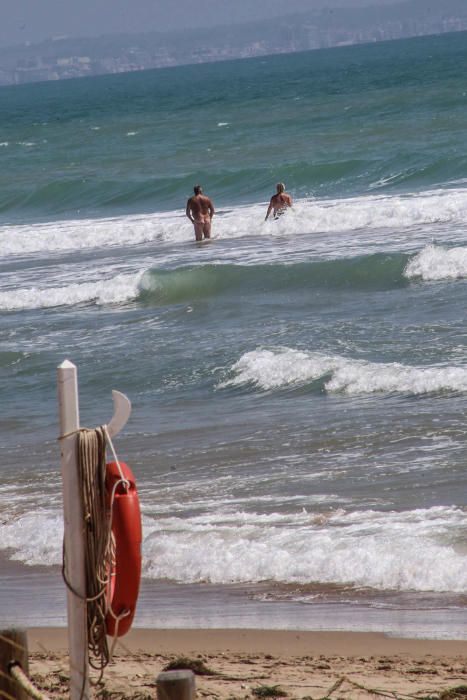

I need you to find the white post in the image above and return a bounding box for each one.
[57,360,89,700]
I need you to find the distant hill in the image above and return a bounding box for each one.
[1,0,467,85]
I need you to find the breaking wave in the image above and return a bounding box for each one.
[1,505,465,593]
[220,348,467,395]
[405,243,467,281]
[0,272,142,311]
[4,187,467,258]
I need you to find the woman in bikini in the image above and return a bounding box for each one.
[265,182,293,221]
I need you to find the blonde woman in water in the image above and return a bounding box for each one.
[265,182,293,221]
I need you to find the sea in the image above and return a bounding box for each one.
[1,31,467,639]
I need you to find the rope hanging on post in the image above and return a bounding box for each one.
[78,426,113,674]
[62,425,141,681]
[76,426,112,674]
[60,427,113,676]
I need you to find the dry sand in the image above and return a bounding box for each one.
[27,628,467,700]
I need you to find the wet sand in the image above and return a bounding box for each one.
[2,562,467,640]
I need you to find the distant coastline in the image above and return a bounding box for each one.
[1,0,467,86]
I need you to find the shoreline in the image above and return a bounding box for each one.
[2,560,467,641]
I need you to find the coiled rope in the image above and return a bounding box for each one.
[61,425,129,681]
[76,426,112,675]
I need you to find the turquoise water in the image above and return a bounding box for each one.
[2,33,467,218]
[1,32,467,636]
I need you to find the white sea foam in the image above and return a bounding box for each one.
[0,510,63,567]
[140,506,467,591]
[0,212,188,257]
[405,244,467,280]
[0,272,143,310]
[220,348,467,395]
[1,505,465,592]
[289,186,467,235]
[4,186,467,258]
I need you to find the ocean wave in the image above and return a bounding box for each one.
[2,505,464,593]
[220,347,467,395]
[0,212,186,257]
[405,243,467,281]
[1,149,466,220]
[0,272,142,311]
[141,506,467,592]
[3,246,464,312]
[139,255,408,304]
[299,187,467,234]
[0,510,63,567]
[0,255,407,312]
[4,186,467,258]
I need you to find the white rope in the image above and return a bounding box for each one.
[101,427,132,658]
[103,425,130,490]
[9,664,51,700]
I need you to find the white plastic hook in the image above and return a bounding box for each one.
[106,390,132,438]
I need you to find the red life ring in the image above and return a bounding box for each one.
[105,461,142,637]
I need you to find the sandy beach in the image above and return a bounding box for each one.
[28,628,467,700]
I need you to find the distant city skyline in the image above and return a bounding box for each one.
[1,0,401,48]
[1,0,465,86]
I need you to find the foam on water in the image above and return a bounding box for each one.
[405,243,467,280]
[0,272,143,310]
[0,506,467,593]
[0,213,186,257]
[141,506,467,591]
[220,348,467,395]
[1,505,465,592]
[289,188,467,235]
[4,186,467,258]
[0,509,63,567]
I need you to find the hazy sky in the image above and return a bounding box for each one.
[1,0,401,48]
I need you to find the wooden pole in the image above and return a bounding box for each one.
[0,629,29,700]
[156,670,195,700]
[57,360,89,700]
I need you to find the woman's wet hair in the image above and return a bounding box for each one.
[277,182,285,193]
